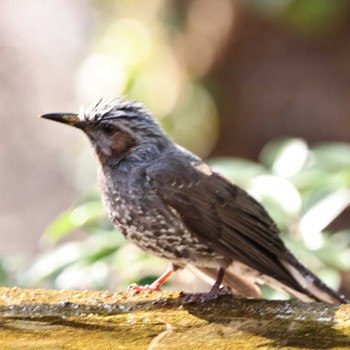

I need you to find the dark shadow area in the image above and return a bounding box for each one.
[183,295,350,349]
[0,316,117,333]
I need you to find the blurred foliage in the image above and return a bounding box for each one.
[74,0,235,159]
[211,138,350,299]
[3,138,347,300]
[2,0,349,298]
[244,0,348,39]
[67,0,350,192]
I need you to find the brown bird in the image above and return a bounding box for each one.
[41,97,349,303]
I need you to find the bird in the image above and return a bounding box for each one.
[40,97,349,304]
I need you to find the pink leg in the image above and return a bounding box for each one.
[128,264,176,293]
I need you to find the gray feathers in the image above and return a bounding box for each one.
[91,98,348,303]
[79,97,152,123]
[46,97,349,304]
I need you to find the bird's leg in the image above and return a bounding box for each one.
[149,264,176,290]
[182,267,232,303]
[128,264,177,293]
[207,266,226,295]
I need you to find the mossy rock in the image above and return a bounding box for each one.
[0,287,349,349]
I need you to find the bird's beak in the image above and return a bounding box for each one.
[39,113,84,128]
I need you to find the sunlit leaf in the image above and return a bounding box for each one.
[316,247,350,271]
[55,261,111,290]
[298,188,350,249]
[314,231,350,270]
[248,175,302,216]
[312,142,350,170]
[43,201,106,244]
[20,242,84,287]
[259,137,309,177]
[82,231,126,262]
[291,168,340,192]
[316,269,341,290]
[210,158,266,186]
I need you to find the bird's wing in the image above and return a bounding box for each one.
[147,157,303,291]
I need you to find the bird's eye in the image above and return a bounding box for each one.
[101,123,116,134]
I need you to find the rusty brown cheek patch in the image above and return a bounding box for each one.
[94,132,137,165]
[113,132,137,157]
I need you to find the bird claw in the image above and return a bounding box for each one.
[181,286,232,304]
[127,283,161,295]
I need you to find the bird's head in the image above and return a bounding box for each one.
[40,98,170,168]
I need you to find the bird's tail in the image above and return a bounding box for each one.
[279,257,349,304]
[189,258,349,304]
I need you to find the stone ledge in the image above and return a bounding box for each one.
[0,287,349,349]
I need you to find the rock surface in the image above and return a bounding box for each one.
[0,287,349,349]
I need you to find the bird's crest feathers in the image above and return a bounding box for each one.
[78,97,152,124]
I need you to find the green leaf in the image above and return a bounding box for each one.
[298,188,350,249]
[259,137,309,177]
[209,158,266,186]
[312,142,350,170]
[20,242,84,287]
[248,175,302,217]
[285,0,346,38]
[81,231,126,263]
[314,231,350,270]
[43,201,106,244]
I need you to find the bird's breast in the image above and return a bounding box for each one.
[98,169,223,266]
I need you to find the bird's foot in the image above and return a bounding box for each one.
[127,265,176,295]
[181,285,232,304]
[127,283,162,294]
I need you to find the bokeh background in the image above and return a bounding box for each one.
[1,0,349,299]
